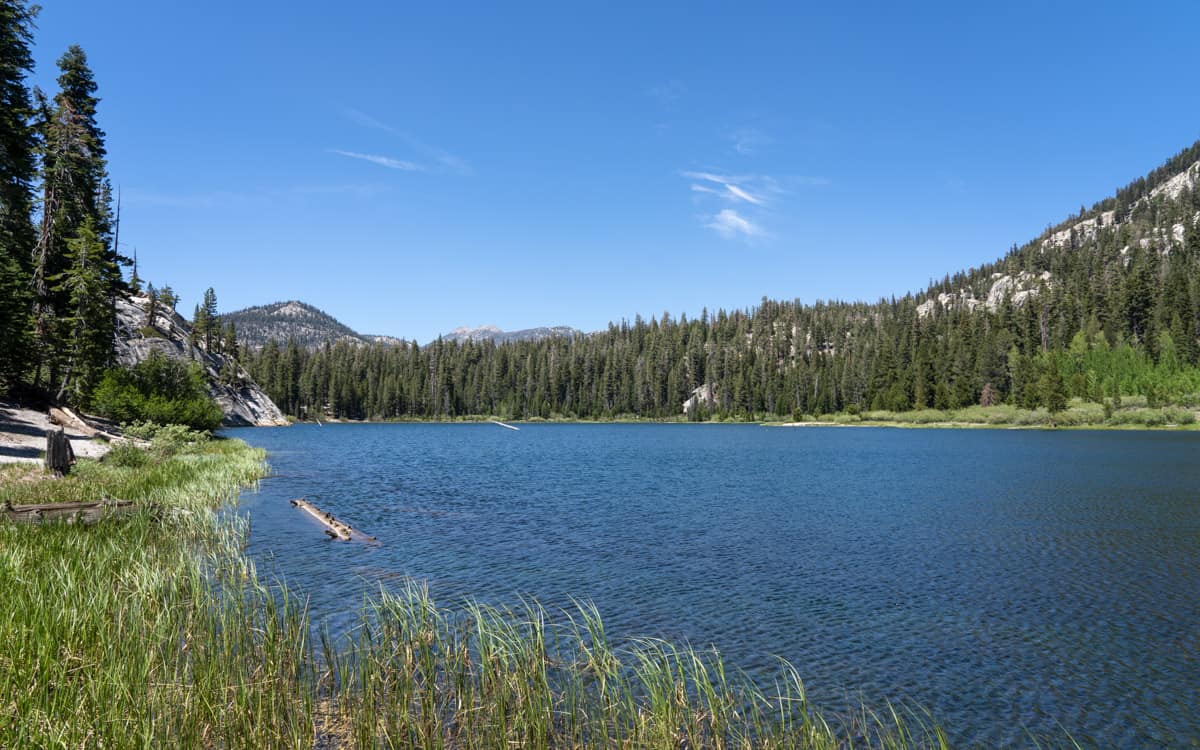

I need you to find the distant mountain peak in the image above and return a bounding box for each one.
[223,300,378,350]
[449,325,502,337]
[439,324,580,345]
[223,303,578,350]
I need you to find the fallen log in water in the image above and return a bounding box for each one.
[2,499,138,525]
[489,420,520,431]
[289,498,376,541]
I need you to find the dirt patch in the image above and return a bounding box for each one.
[0,401,111,465]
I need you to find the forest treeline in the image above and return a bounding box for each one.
[244,141,1200,421]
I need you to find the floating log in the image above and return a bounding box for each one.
[2,499,137,525]
[290,498,375,542]
[45,428,74,476]
[489,420,520,431]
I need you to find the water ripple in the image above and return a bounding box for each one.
[228,424,1200,748]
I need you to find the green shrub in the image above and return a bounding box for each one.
[122,421,211,456]
[1012,408,1052,426]
[91,353,223,431]
[1164,407,1197,425]
[899,409,949,424]
[1107,408,1167,427]
[102,442,151,467]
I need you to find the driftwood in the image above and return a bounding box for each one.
[290,498,376,541]
[489,420,520,431]
[45,428,75,476]
[50,406,130,443]
[49,407,97,437]
[2,499,137,525]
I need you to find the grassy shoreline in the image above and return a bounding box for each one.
[4,437,1094,748]
[295,397,1200,431]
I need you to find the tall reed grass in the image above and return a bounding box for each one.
[2,441,1079,748]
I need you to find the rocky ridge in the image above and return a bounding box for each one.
[918,159,1200,319]
[114,294,288,427]
[440,324,581,345]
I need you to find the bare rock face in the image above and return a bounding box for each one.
[114,294,289,427]
[917,271,1052,319]
[682,383,718,415]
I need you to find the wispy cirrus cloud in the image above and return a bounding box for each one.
[331,149,423,171]
[683,171,766,205]
[682,166,828,240]
[708,209,761,239]
[341,108,473,176]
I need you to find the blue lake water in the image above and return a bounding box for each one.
[226,423,1200,748]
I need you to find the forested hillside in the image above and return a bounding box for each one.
[222,300,403,350]
[244,140,1200,422]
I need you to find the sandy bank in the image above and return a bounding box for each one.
[0,402,112,464]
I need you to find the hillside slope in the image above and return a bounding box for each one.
[244,139,1200,420]
[223,301,403,350]
[115,295,288,426]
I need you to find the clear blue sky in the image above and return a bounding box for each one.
[28,1,1200,341]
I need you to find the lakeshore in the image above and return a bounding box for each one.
[291,397,1200,431]
[231,422,1200,747]
[5,420,1195,745]
[1,429,959,748]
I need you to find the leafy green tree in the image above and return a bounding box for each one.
[90,351,223,431]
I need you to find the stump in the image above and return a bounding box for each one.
[45,428,74,476]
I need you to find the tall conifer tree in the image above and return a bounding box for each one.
[0,0,38,389]
[33,44,123,396]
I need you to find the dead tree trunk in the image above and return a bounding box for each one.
[45,428,74,476]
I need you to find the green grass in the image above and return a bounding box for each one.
[0,440,317,748]
[779,400,1199,430]
[322,584,959,750]
[2,440,1088,748]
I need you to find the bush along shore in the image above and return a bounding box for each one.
[767,396,1199,429]
[4,433,1094,748]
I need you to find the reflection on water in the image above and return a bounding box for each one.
[227,423,1200,748]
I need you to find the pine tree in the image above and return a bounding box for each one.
[189,303,203,348]
[158,285,177,312]
[50,218,116,402]
[202,287,218,350]
[223,321,239,361]
[0,0,38,389]
[143,283,158,330]
[33,44,121,393]
[1038,359,1068,414]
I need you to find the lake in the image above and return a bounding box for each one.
[226,423,1200,748]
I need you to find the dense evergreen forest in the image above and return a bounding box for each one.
[244,142,1200,422]
[0,1,127,402]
